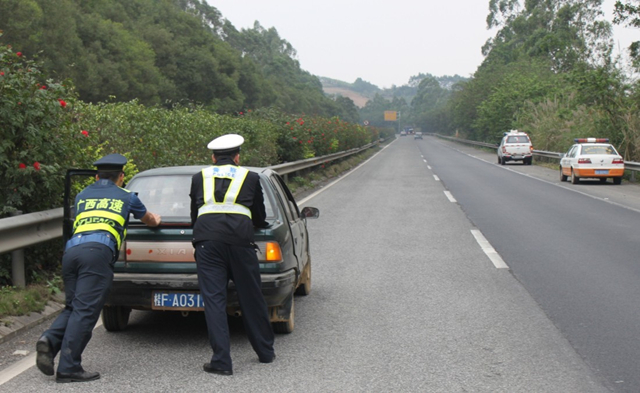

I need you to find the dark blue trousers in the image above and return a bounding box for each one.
[195,240,274,370]
[43,243,114,373]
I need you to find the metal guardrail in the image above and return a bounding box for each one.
[0,141,380,286]
[434,133,640,173]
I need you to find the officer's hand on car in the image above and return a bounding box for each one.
[141,212,162,227]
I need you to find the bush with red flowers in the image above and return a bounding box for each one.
[0,38,86,217]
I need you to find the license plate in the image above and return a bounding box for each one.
[152,291,204,311]
[595,170,609,175]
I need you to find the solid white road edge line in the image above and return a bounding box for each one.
[0,319,104,386]
[470,229,509,269]
[298,139,397,206]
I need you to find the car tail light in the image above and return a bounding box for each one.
[501,146,507,153]
[612,158,624,164]
[578,158,592,164]
[255,241,283,262]
[529,146,534,152]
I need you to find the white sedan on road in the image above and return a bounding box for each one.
[560,138,625,184]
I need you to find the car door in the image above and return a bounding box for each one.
[561,145,577,175]
[269,174,307,271]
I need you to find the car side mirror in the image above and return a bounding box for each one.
[300,206,319,219]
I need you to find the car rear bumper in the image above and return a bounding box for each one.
[574,168,624,177]
[105,270,297,310]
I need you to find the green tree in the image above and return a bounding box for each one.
[614,0,640,68]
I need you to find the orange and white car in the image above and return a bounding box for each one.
[559,138,625,184]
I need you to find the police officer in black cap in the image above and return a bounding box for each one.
[36,154,161,383]
[190,134,275,376]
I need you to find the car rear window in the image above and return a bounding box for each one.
[126,174,276,222]
[506,135,530,143]
[581,145,618,155]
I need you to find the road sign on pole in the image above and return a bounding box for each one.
[384,111,397,121]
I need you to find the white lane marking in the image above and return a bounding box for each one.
[298,140,397,206]
[0,320,104,386]
[444,191,457,203]
[423,159,427,163]
[427,165,432,170]
[433,175,440,181]
[471,229,509,269]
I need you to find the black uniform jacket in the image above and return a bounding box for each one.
[190,157,269,246]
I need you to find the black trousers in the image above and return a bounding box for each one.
[195,240,275,370]
[43,243,114,373]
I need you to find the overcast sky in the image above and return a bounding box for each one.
[210,0,637,88]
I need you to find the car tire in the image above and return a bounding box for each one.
[272,299,294,334]
[560,168,568,182]
[102,306,131,332]
[525,157,532,165]
[500,156,506,165]
[295,261,311,296]
[571,169,580,184]
[613,177,622,185]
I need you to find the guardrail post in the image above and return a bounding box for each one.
[9,211,26,288]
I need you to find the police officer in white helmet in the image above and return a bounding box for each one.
[189,134,275,375]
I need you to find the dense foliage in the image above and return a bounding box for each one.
[0,0,353,118]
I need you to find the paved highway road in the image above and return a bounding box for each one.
[1,135,626,392]
[418,135,640,393]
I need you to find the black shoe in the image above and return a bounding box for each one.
[259,353,276,363]
[56,370,100,383]
[35,336,54,376]
[203,363,233,376]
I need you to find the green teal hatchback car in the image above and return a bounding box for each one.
[63,166,319,334]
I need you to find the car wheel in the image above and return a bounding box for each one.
[500,156,506,165]
[571,169,580,184]
[525,157,532,165]
[272,299,294,334]
[613,177,622,185]
[497,156,501,164]
[560,168,568,182]
[102,306,131,332]
[295,260,311,296]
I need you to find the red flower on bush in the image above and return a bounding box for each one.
[16,52,22,57]
[18,163,26,169]
[81,130,89,137]
[40,85,47,90]
[33,162,41,170]
[58,99,67,107]
[0,72,4,76]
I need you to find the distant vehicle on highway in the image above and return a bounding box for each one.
[414,132,423,140]
[64,166,320,334]
[560,138,625,184]
[497,130,533,165]
[400,131,407,136]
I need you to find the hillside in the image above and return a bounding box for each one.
[323,87,370,108]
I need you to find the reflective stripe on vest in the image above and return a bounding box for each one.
[198,165,252,218]
[73,209,127,248]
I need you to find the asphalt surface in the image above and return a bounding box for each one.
[0,136,620,392]
[419,136,640,393]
